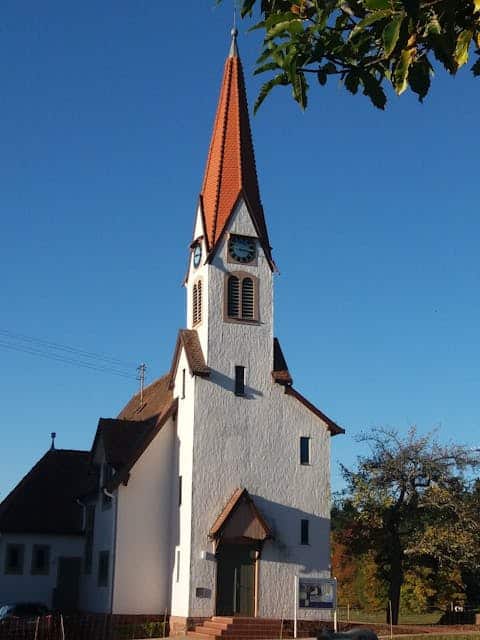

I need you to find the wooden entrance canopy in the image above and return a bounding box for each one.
[209,487,273,543]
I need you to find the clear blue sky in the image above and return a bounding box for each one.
[1,1,479,501]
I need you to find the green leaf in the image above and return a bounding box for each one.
[382,14,404,56]
[408,56,431,101]
[365,0,391,10]
[394,46,415,94]
[254,62,280,75]
[292,71,309,110]
[344,71,361,94]
[240,0,256,17]
[267,18,303,40]
[400,0,419,17]
[361,72,387,108]
[317,69,328,85]
[472,58,480,76]
[350,10,393,40]
[254,73,289,114]
[454,30,472,68]
[425,13,441,36]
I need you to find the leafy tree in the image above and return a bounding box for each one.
[230,0,480,109]
[337,426,480,624]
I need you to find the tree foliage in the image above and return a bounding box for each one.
[335,427,480,624]
[234,0,480,109]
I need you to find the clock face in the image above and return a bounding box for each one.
[228,235,256,263]
[193,243,202,268]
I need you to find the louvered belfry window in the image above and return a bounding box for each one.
[242,278,254,319]
[192,279,202,325]
[228,276,240,317]
[227,274,257,321]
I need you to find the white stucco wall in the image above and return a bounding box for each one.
[170,348,196,617]
[184,202,332,619]
[0,533,83,608]
[112,416,175,614]
[187,207,210,359]
[78,445,116,613]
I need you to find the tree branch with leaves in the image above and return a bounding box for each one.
[232,0,480,109]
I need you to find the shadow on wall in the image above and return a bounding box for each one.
[251,495,331,573]
[208,368,263,399]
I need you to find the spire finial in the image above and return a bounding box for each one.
[229,6,239,58]
[50,432,56,450]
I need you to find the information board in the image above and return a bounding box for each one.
[298,577,337,609]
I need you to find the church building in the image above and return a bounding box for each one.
[0,30,344,633]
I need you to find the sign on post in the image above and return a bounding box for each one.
[294,576,337,639]
[298,577,337,609]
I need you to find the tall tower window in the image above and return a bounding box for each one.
[228,276,240,317]
[226,273,258,322]
[192,279,202,326]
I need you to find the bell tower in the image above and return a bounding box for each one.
[185,29,276,379]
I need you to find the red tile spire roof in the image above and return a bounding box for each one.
[200,30,272,263]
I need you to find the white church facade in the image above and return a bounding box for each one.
[0,31,344,633]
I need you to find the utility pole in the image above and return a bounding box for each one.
[137,363,147,406]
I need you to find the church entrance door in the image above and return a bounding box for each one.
[216,543,256,616]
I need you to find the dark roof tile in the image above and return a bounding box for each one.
[0,449,95,535]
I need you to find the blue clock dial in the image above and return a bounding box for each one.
[193,243,202,268]
[228,235,256,263]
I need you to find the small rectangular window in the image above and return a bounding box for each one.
[300,519,309,545]
[300,437,310,465]
[181,369,186,399]
[98,551,109,587]
[176,549,181,583]
[235,366,245,396]
[178,476,182,506]
[4,544,24,575]
[31,545,50,575]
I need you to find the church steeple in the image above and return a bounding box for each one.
[199,30,273,266]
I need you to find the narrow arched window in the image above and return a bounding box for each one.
[192,279,202,325]
[227,276,240,317]
[226,273,258,322]
[242,278,254,319]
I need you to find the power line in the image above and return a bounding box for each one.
[0,328,137,370]
[0,336,138,380]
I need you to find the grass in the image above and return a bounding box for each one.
[337,610,442,625]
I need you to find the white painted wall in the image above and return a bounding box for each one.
[187,207,210,359]
[184,201,332,619]
[170,348,196,617]
[112,416,175,614]
[0,533,83,608]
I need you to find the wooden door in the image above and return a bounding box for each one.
[216,544,255,616]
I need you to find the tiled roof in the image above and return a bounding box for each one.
[0,449,96,535]
[200,34,272,263]
[272,337,293,385]
[105,399,178,491]
[170,329,210,385]
[97,417,158,472]
[117,373,172,421]
[272,337,345,436]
